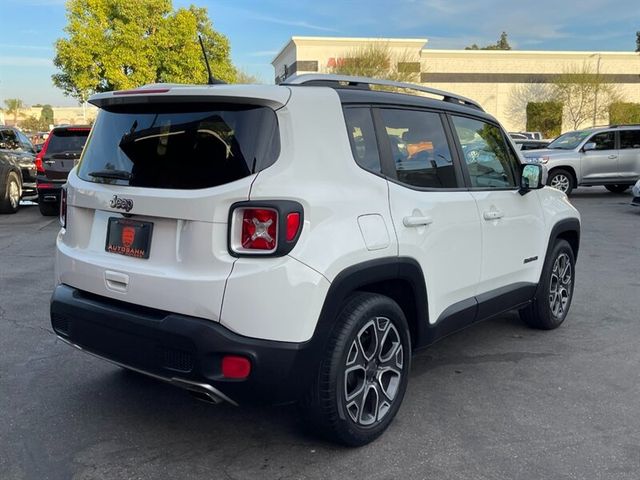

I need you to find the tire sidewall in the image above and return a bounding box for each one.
[538,240,576,328]
[548,169,574,195]
[3,172,21,214]
[327,294,411,446]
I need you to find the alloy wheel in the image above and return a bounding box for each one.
[343,317,404,427]
[550,174,570,193]
[8,180,19,209]
[549,252,572,318]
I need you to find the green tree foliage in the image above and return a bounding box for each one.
[551,62,620,130]
[636,31,640,52]
[4,98,24,125]
[330,43,420,83]
[609,102,640,124]
[235,69,261,84]
[40,105,54,128]
[52,0,235,102]
[526,102,563,138]
[466,32,511,50]
[20,116,42,133]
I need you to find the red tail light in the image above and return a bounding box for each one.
[59,187,67,228]
[240,208,278,251]
[35,133,52,173]
[229,201,303,256]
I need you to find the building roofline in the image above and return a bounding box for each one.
[272,36,429,65]
[421,48,639,56]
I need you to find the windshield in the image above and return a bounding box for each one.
[547,131,591,150]
[77,104,280,190]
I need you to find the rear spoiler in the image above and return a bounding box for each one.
[89,84,292,111]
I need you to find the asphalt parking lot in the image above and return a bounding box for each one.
[1,188,639,480]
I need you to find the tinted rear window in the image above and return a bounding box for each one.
[77,105,280,190]
[47,130,89,154]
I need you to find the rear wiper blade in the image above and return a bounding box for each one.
[88,169,132,180]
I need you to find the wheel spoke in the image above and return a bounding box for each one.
[344,365,366,402]
[357,320,378,362]
[358,384,379,426]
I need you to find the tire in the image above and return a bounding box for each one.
[39,201,59,216]
[0,172,21,214]
[604,184,630,193]
[302,292,411,446]
[547,169,574,195]
[520,239,575,330]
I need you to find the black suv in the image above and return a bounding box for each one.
[36,125,90,215]
[0,127,38,214]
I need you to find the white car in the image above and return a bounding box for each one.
[632,179,640,206]
[50,75,581,446]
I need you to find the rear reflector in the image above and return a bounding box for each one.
[286,212,301,242]
[240,208,278,251]
[221,355,251,379]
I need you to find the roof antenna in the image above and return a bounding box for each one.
[198,34,225,85]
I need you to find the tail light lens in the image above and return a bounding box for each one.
[59,187,67,228]
[35,133,52,173]
[221,355,251,379]
[229,201,303,256]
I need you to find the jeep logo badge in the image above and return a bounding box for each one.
[109,195,133,212]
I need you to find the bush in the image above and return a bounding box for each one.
[526,102,563,138]
[609,102,640,125]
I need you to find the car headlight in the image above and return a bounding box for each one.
[525,156,549,165]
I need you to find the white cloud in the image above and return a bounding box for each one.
[249,14,339,32]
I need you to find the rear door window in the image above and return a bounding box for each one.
[77,105,280,190]
[620,130,640,149]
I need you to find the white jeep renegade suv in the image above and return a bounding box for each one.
[51,75,581,446]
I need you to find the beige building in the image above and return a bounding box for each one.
[2,105,98,129]
[272,36,640,133]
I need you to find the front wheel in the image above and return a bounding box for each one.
[520,239,575,330]
[547,169,574,195]
[604,184,630,194]
[302,293,411,446]
[0,172,21,214]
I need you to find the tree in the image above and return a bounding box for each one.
[609,102,640,124]
[466,32,512,50]
[329,43,420,83]
[21,116,42,133]
[551,62,621,130]
[52,0,236,103]
[526,102,563,138]
[235,69,261,84]
[4,99,24,125]
[40,105,54,128]
[636,31,640,52]
[507,81,554,128]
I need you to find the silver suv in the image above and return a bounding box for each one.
[523,125,640,195]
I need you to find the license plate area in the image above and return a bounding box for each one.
[105,217,153,259]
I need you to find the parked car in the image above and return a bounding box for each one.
[35,125,90,216]
[510,131,543,140]
[0,126,38,213]
[514,139,551,151]
[523,125,640,195]
[632,179,640,206]
[50,75,580,446]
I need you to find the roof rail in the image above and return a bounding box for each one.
[608,124,640,128]
[283,74,484,112]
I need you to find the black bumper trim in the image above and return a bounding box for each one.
[50,285,310,404]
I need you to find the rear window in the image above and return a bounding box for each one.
[77,105,280,190]
[47,129,90,154]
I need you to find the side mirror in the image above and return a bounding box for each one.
[519,164,546,195]
[583,142,596,152]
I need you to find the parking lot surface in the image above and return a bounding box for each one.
[1,188,639,480]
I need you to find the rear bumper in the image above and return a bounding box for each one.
[50,285,310,405]
[37,181,63,202]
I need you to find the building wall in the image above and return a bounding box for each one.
[273,37,640,134]
[2,105,98,128]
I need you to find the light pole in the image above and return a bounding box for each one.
[591,53,601,127]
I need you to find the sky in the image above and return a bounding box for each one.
[0,0,638,107]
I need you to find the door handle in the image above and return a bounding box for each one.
[483,210,504,221]
[403,215,433,227]
[608,155,617,159]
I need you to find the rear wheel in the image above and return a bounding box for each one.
[38,201,59,216]
[0,172,21,214]
[302,293,411,446]
[547,169,574,195]
[604,184,630,193]
[520,239,575,330]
